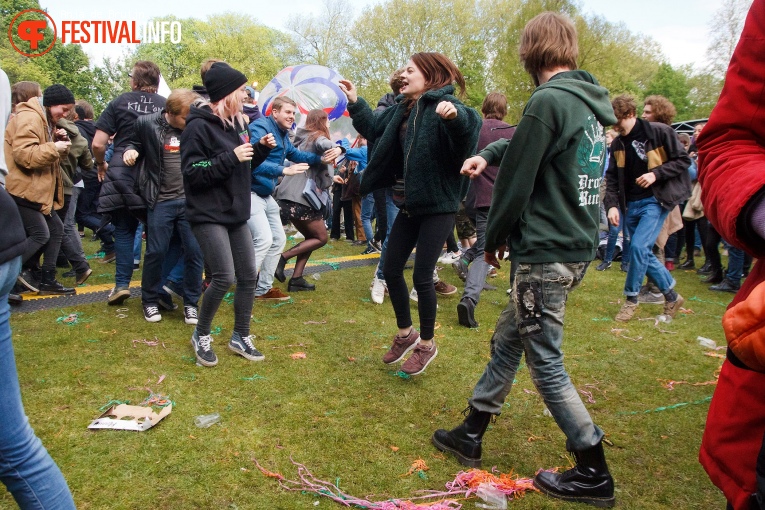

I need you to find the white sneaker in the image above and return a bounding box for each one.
[143,305,162,323]
[371,277,386,304]
[410,288,418,302]
[293,231,305,239]
[438,251,462,265]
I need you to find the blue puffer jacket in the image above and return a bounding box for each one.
[248,115,322,198]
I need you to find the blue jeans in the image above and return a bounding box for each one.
[623,196,675,297]
[726,245,745,283]
[604,210,630,265]
[462,208,489,304]
[375,188,400,280]
[361,193,375,247]
[0,256,76,509]
[470,261,603,451]
[247,194,286,296]
[111,208,139,288]
[142,199,203,307]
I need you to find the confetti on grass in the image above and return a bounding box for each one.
[56,312,89,325]
[618,396,712,415]
[240,374,266,381]
[290,352,307,359]
[253,458,537,509]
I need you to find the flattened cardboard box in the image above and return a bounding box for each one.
[88,403,172,431]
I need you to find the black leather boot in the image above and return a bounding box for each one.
[274,255,287,283]
[431,406,492,467]
[696,260,712,275]
[288,276,315,292]
[710,278,740,293]
[533,441,615,508]
[702,268,724,284]
[38,269,76,295]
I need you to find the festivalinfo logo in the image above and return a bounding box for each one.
[9,9,182,57]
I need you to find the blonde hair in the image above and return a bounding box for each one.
[166,89,201,117]
[519,12,578,78]
[210,88,245,129]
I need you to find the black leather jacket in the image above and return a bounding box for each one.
[126,110,173,210]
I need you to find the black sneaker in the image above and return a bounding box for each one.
[184,305,198,325]
[143,304,162,323]
[228,332,265,361]
[288,276,315,292]
[191,329,218,367]
[596,261,612,271]
[17,269,39,293]
[457,298,479,328]
[107,286,131,305]
[162,281,183,300]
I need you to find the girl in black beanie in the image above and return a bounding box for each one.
[181,62,276,367]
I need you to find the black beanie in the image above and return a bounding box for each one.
[42,84,75,107]
[204,62,247,103]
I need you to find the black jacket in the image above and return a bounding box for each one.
[126,110,172,210]
[604,118,692,212]
[347,85,481,217]
[0,186,27,265]
[181,105,271,226]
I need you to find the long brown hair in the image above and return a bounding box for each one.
[409,52,466,97]
[304,109,330,143]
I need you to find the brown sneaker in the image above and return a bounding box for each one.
[615,301,638,322]
[434,280,457,296]
[382,328,420,364]
[663,293,684,318]
[255,288,291,301]
[400,342,438,375]
[100,251,116,264]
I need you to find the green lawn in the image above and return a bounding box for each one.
[5,235,729,509]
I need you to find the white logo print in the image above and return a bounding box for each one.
[631,140,647,161]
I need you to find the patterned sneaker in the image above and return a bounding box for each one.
[663,293,685,318]
[615,301,639,322]
[370,276,386,305]
[401,342,438,375]
[434,280,457,296]
[452,257,468,281]
[143,305,162,323]
[184,305,198,325]
[228,332,265,361]
[191,330,218,367]
[382,328,420,364]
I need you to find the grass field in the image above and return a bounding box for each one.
[4,234,730,509]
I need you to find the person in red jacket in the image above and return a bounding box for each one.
[697,1,765,508]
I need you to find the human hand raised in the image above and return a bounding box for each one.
[338,80,358,103]
[436,101,458,120]
[260,133,276,148]
[234,143,254,162]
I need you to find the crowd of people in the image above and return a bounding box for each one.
[1,2,764,508]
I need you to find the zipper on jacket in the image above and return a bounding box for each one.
[402,98,421,208]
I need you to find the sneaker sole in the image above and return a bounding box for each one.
[228,344,265,361]
[144,315,162,323]
[532,479,615,508]
[76,269,93,285]
[162,284,183,300]
[371,292,384,305]
[431,434,482,468]
[184,318,199,325]
[107,290,131,306]
[401,347,438,376]
[17,277,39,293]
[191,338,218,367]
[383,337,420,365]
[255,296,291,301]
[457,302,478,328]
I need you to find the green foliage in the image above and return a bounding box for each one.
[643,63,692,120]
[133,14,300,91]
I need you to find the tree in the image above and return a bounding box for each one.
[285,0,354,68]
[343,0,488,108]
[705,0,753,77]
[132,14,300,91]
[643,63,693,120]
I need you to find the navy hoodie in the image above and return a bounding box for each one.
[181,105,271,226]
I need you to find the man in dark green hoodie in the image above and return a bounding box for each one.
[432,12,617,508]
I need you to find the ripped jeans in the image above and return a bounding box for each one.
[469,261,604,451]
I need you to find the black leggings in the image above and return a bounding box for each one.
[684,216,707,262]
[17,206,63,272]
[383,212,455,340]
[282,218,328,278]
